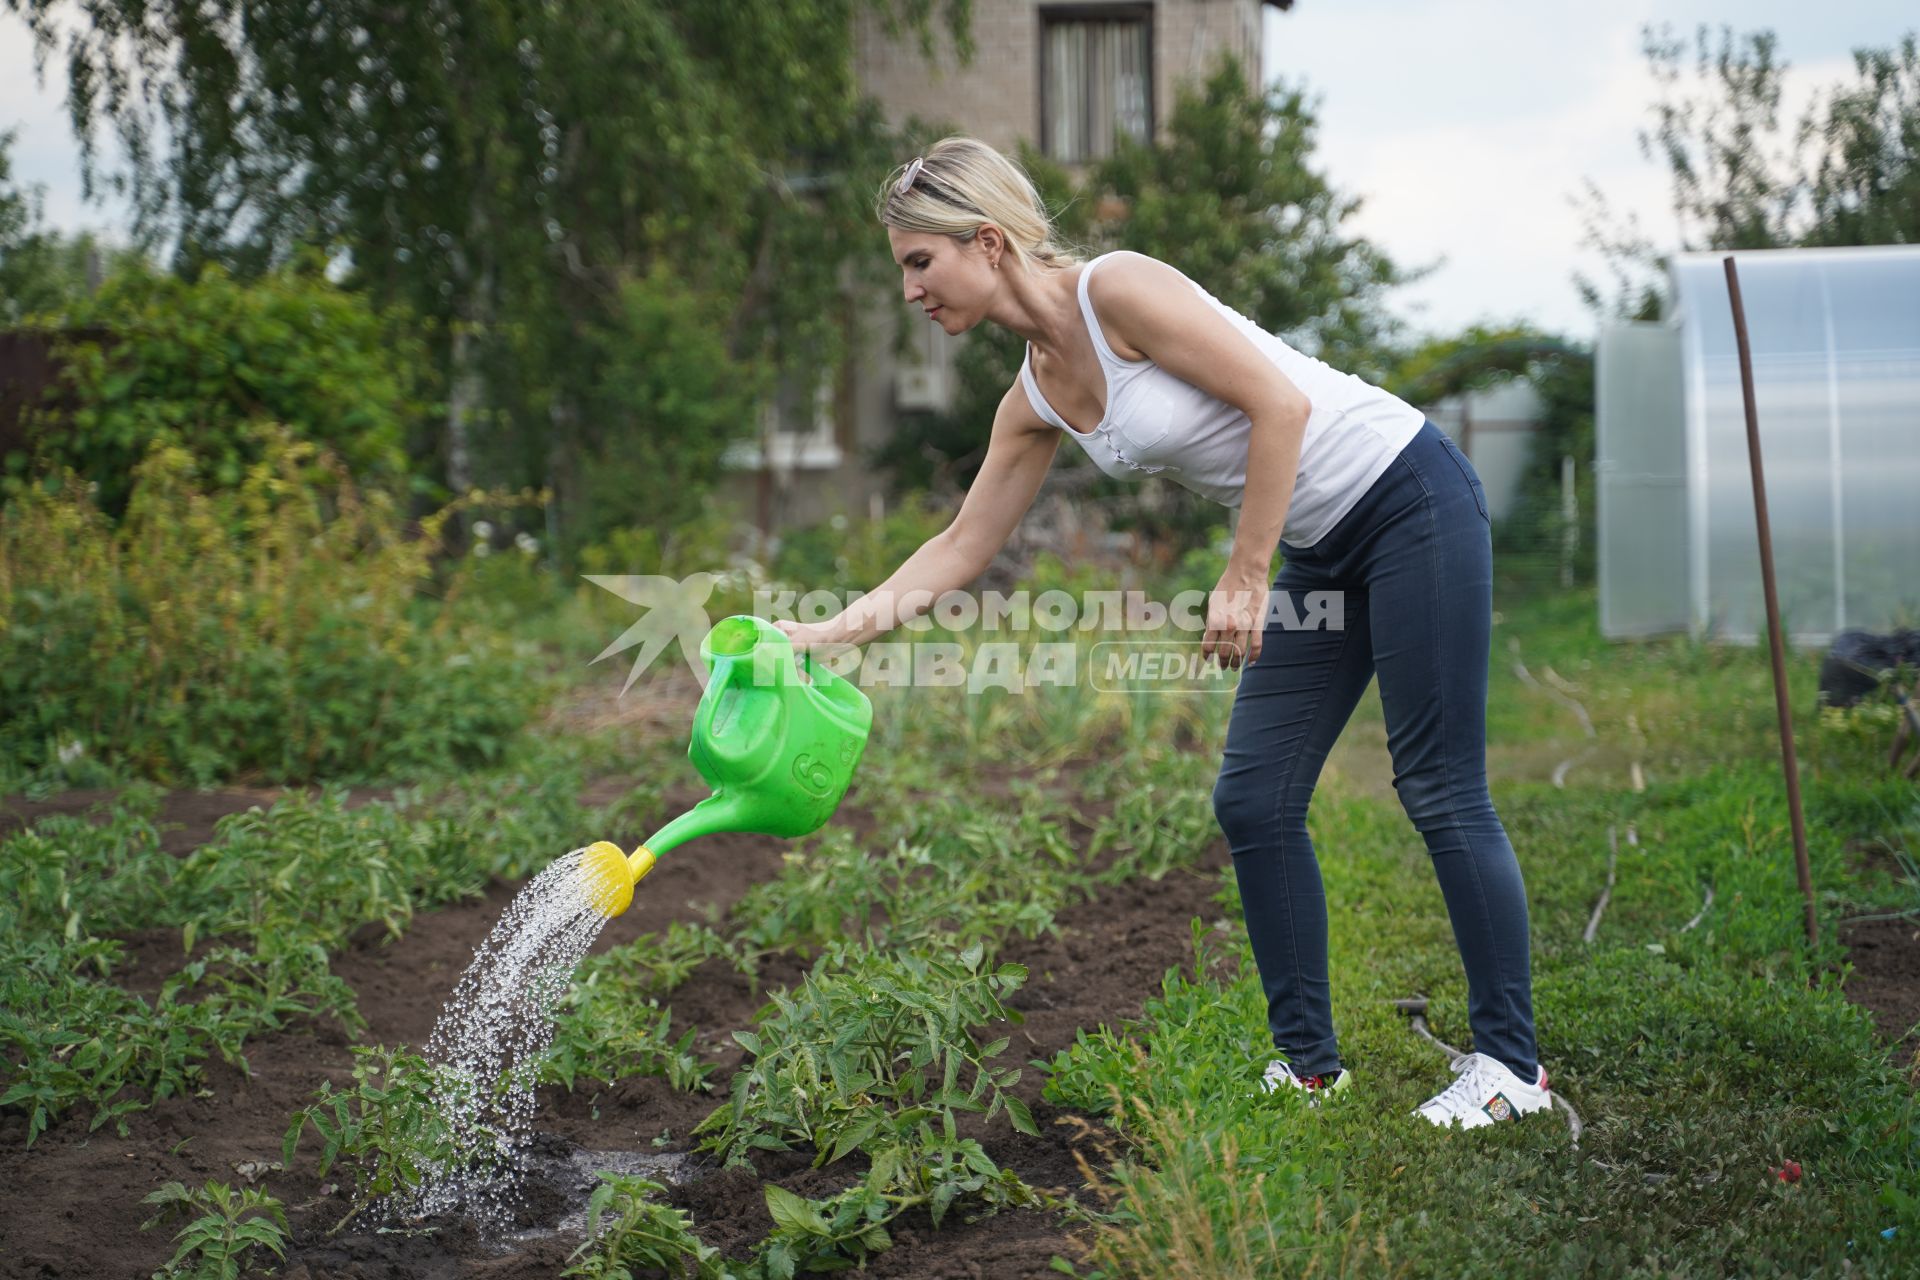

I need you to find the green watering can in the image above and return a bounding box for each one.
[579,615,872,918]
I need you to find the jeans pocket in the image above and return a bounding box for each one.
[1439,434,1490,522]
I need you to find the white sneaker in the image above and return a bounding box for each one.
[1414,1053,1551,1128]
[1259,1061,1352,1105]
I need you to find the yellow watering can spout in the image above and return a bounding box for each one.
[579,840,658,920]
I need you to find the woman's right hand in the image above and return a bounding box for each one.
[773,618,859,684]
[774,618,857,657]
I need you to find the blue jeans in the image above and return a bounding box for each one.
[1211,420,1539,1080]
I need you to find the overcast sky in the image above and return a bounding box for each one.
[1263,0,1916,338]
[4,3,1915,341]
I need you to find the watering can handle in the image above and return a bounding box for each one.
[764,619,851,687]
[796,646,822,686]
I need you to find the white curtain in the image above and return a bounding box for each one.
[1046,17,1150,163]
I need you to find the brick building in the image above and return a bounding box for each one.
[723,0,1291,532]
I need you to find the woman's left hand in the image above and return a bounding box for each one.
[1203,568,1269,669]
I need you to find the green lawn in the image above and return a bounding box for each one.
[1046,585,1920,1278]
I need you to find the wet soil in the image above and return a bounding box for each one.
[0,772,1231,1280]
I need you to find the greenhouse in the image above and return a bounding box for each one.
[1597,245,1920,644]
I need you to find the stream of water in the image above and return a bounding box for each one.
[406,847,614,1230]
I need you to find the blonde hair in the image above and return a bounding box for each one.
[877,137,1080,271]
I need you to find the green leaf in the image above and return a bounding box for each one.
[763,1184,829,1237]
[828,1114,883,1163]
[930,1181,959,1229]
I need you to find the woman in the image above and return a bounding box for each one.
[776,136,1549,1129]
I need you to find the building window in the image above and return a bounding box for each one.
[724,371,843,472]
[1041,6,1153,164]
[892,309,954,413]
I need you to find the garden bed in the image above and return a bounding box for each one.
[0,778,1231,1279]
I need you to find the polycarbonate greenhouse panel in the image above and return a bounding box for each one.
[1666,248,1920,644]
[1597,323,1688,637]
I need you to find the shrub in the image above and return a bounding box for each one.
[576,503,765,624]
[769,492,951,596]
[0,438,543,784]
[20,259,420,516]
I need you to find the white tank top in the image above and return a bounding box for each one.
[1018,251,1424,548]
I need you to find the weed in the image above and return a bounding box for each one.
[0,438,544,785]
[1044,807,1920,1277]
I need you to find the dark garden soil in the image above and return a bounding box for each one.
[0,785,321,853]
[1839,911,1920,1082]
[0,772,1233,1280]
[1833,840,1920,1085]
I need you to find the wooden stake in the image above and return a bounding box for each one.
[1722,256,1818,949]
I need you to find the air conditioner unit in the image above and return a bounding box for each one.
[894,365,942,411]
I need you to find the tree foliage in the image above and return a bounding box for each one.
[1093,62,1409,381]
[0,130,52,323]
[7,0,971,553]
[1384,323,1595,578]
[1385,324,1582,410]
[1579,24,1920,317]
[1805,33,1920,247]
[563,266,769,552]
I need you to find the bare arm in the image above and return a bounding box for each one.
[1090,252,1313,667]
[782,384,1060,649]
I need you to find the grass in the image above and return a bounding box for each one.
[1042,584,1920,1278]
